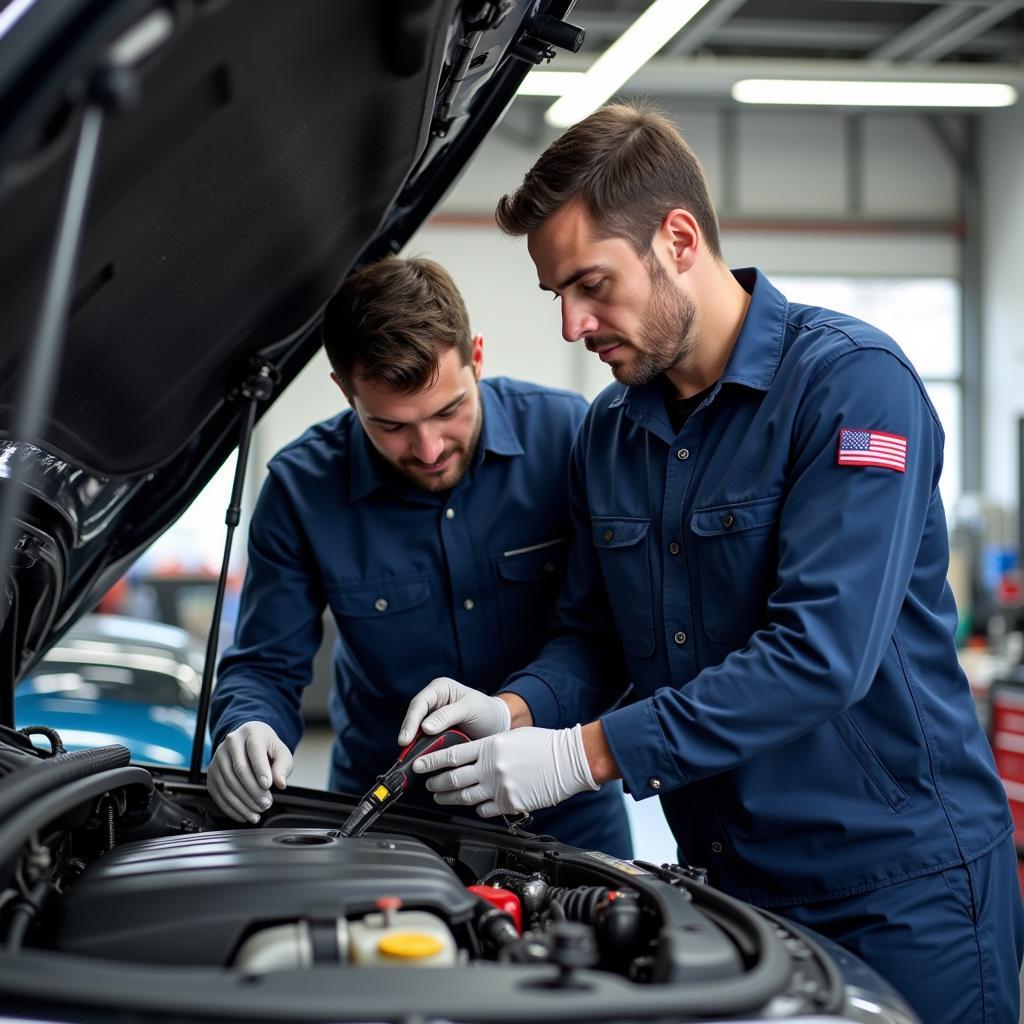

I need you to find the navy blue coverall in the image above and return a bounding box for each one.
[502,270,1023,1022]
[211,377,632,858]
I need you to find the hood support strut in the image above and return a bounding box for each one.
[189,359,278,782]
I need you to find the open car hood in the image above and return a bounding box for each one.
[0,0,579,706]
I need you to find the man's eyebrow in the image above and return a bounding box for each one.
[538,264,607,294]
[365,390,467,426]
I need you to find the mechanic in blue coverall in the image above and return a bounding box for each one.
[403,104,1024,1023]
[206,255,632,858]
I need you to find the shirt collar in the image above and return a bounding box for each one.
[347,379,524,503]
[718,267,787,393]
[610,267,787,425]
[477,379,526,460]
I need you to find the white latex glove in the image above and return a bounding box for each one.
[207,721,294,823]
[397,677,511,745]
[412,725,598,818]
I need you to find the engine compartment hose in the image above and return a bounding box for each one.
[5,878,49,952]
[0,745,132,823]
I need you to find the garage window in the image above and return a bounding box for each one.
[775,276,962,514]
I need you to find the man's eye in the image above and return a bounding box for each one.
[379,424,402,433]
[436,406,460,420]
[581,279,604,294]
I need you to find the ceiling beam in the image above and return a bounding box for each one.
[714,20,896,51]
[575,11,1023,57]
[870,3,978,60]
[914,0,1024,61]
[666,0,750,57]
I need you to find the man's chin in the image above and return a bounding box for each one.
[402,456,468,492]
[608,355,644,387]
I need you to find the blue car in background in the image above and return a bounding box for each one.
[14,614,211,768]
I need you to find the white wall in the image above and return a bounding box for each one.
[981,101,1024,507]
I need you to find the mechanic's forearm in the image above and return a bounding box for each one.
[582,720,621,784]
[497,692,534,728]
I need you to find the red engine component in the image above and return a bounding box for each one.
[468,884,523,933]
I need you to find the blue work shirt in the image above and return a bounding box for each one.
[211,377,632,857]
[503,270,1011,907]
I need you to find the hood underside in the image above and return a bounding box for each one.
[0,0,573,696]
[1,0,472,476]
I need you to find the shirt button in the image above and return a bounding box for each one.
[669,542,680,555]
[710,841,723,854]
[445,508,455,520]
[676,448,689,460]
[649,777,662,790]
[722,513,735,529]
[374,598,388,612]
[544,561,555,574]
[463,599,475,611]
[674,631,687,645]
[603,529,614,542]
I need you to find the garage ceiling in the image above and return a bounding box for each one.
[575,0,1024,63]
[536,0,1024,102]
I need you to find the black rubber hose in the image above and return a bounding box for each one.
[0,745,131,823]
[5,878,49,951]
[548,885,608,922]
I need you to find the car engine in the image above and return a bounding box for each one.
[0,735,917,1023]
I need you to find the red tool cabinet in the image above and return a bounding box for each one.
[990,677,1024,891]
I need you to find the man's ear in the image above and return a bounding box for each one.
[330,370,353,405]
[657,208,700,274]
[470,334,484,380]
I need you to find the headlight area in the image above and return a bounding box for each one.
[0,753,917,1024]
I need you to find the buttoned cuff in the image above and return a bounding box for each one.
[499,674,561,729]
[601,698,689,800]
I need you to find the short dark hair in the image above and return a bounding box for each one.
[495,101,721,260]
[322,256,472,393]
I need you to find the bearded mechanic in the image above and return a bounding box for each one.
[207,255,632,858]
[402,104,1023,1024]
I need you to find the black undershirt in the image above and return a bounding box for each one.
[662,377,716,434]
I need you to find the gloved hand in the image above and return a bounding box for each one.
[412,725,598,818]
[398,677,511,745]
[207,721,294,823]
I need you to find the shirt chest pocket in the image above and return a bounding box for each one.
[690,495,782,643]
[592,518,654,658]
[493,539,567,662]
[327,575,435,690]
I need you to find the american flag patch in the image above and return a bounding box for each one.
[836,428,907,472]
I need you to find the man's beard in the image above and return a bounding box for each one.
[396,397,483,493]
[588,260,699,387]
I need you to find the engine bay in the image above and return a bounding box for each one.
[0,736,870,1022]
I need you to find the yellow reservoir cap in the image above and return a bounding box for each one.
[373,784,390,801]
[376,932,444,960]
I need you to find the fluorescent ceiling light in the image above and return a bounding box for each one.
[546,0,713,128]
[517,71,585,97]
[732,79,1018,108]
[0,0,38,43]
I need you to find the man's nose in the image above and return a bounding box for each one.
[561,299,599,343]
[412,429,445,465]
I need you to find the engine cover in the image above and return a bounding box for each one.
[56,829,474,965]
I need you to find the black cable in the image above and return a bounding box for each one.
[17,727,65,757]
[5,878,48,951]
